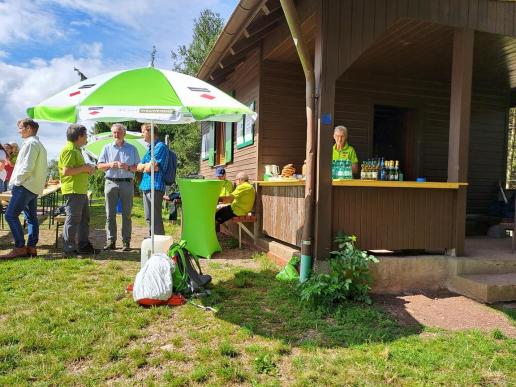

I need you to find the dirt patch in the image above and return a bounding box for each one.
[375,290,516,338]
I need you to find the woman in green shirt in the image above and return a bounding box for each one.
[333,125,359,176]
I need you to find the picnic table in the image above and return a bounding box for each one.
[0,183,62,229]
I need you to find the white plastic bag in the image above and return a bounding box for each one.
[133,253,175,301]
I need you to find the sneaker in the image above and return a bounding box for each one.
[77,244,100,255]
[62,249,78,257]
[122,242,131,252]
[103,242,116,251]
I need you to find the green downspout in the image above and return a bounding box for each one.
[280,0,316,282]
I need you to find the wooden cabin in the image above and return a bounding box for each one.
[197,0,516,297]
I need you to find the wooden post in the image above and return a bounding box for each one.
[314,0,338,261]
[447,28,474,256]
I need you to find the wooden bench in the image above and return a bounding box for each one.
[232,214,257,249]
[54,215,66,249]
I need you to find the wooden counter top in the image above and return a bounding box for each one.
[257,180,305,186]
[257,180,467,189]
[332,180,468,189]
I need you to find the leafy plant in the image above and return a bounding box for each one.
[253,353,278,375]
[88,168,106,197]
[298,234,379,307]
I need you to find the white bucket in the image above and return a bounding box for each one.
[140,235,174,267]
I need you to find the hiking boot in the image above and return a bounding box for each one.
[103,241,116,251]
[122,242,131,252]
[0,247,28,259]
[26,247,38,257]
[77,243,100,255]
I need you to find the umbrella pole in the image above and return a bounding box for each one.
[150,120,155,254]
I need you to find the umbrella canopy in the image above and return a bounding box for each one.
[84,131,147,159]
[27,67,255,123]
[27,66,256,255]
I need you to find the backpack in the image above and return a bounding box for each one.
[163,147,177,186]
[168,240,212,294]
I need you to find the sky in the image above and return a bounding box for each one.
[0,0,239,160]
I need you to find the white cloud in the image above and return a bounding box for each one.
[0,1,63,44]
[0,47,109,161]
[43,0,237,68]
[46,0,227,26]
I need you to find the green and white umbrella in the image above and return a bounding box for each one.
[27,66,256,254]
[84,131,147,160]
[27,67,255,124]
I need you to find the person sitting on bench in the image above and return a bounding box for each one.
[215,172,255,225]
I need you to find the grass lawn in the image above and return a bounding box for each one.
[0,200,515,385]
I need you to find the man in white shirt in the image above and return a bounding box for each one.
[1,118,48,259]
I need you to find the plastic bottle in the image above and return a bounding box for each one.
[141,235,174,267]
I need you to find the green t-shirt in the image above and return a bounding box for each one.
[332,144,358,163]
[58,141,89,195]
[231,181,255,216]
[220,179,234,197]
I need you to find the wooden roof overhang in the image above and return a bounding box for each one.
[197,0,316,85]
[198,0,284,84]
[331,17,516,102]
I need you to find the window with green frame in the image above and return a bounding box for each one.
[206,121,233,166]
[201,131,209,160]
[236,100,255,149]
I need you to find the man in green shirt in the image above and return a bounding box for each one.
[333,125,359,175]
[58,124,99,256]
[215,167,234,197]
[216,172,255,224]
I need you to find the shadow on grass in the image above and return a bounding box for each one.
[206,269,423,348]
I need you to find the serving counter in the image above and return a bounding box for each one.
[257,179,467,252]
[258,180,305,246]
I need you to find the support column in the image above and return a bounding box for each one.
[447,28,474,256]
[314,0,338,261]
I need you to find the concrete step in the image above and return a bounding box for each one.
[449,257,516,275]
[256,236,299,267]
[448,273,516,303]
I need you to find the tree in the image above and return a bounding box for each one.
[47,159,59,180]
[171,9,224,76]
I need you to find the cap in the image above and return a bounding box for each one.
[215,167,226,177]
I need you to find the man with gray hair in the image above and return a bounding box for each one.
[58,124,99,256]
[97,123,140,251]
[333,125,359,175]
[216,172,256,225]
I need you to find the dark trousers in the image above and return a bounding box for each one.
[5,185,39,248]
[63,193,91,252]
[142,190,165,235]
[215,205,235,224]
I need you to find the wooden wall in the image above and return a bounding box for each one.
[199,48,261,181]
[259,60,307,178]
[261,185,305,246]
[332,186,458,251]
[468,86,509,213]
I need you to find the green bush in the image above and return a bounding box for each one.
[298,235,379,307]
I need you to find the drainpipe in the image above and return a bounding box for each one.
[280,0,316,282]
